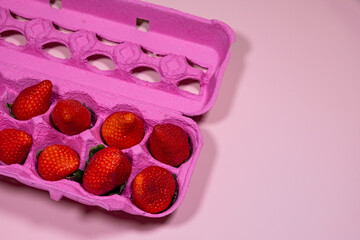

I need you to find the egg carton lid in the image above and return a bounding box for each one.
[0,0,235,116]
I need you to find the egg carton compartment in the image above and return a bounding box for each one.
[41,90,101,133]
[0,76,202,217]
[0,76,61,118]
[89,103,149,145]
[0,0,234,218]
[0,112,36,167]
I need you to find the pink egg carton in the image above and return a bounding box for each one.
[0,0,235,217]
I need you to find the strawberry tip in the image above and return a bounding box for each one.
[123,112,135,124]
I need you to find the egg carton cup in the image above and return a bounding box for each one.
[0,0,235,218]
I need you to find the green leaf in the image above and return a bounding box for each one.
[66,169,84,183]
[6,103,15,119]
[87,144,106,165]
[36,150,43,159]
[173,174,177,180]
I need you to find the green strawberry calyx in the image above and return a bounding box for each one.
[87,144,106,165]
[66,169,84,183]
[36,150,43,159]
[104,182,127,196]
[6,103,15,119]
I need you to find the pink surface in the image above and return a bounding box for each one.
[1,0,360,239]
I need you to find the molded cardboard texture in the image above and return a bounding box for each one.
[0,0,234,217]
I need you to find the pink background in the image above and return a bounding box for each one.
[1,0,360,239]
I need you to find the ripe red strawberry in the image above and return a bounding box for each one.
[82,147,131,195]
[51,99,91,136]
[11,80,52,120]
[149,123,190,167]
[0,129,32,165]
[132,166,176,214]
[38,144,80,181]
[101,112,144,149]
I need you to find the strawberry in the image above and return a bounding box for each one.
[132,166,176,214]
[0,129,32,165]
[38,144,80,181]
[149,123,191,167]
[101,112,144,149]
[51,99,92,136]
[10,80,52,120]
[82,146,131,195]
